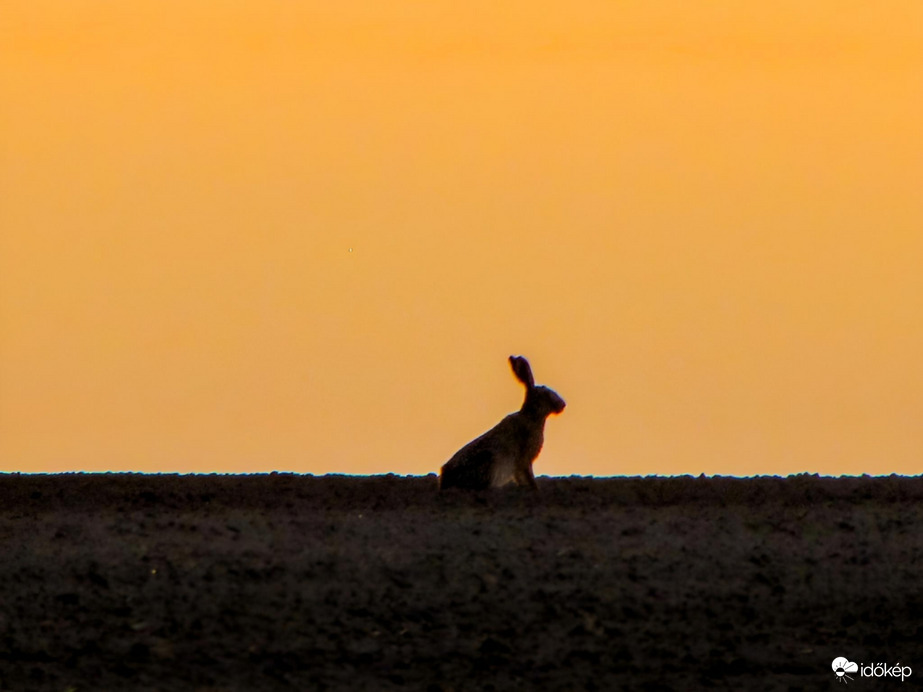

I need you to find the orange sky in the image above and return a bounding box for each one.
[1,1,921,476]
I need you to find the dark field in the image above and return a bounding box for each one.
[1,473,922,691]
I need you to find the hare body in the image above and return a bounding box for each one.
[439,356,565,491]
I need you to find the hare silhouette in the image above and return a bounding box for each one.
[439,356,565,491]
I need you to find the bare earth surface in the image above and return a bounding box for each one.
[1,473,922,691]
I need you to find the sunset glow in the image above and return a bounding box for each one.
[2,1,921,475]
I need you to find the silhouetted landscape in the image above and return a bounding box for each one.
[2,473,922,690]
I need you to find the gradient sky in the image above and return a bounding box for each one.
[2,1,921,476]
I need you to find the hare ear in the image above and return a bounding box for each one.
[509,355,534,389]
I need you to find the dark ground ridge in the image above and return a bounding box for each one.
[2,472,923,512]
[2,473,922,691]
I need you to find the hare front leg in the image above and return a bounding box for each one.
[513,464,538,490]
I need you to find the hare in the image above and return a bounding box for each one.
[439,355,565,491]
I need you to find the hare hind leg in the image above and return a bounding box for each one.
[440,449,495,491]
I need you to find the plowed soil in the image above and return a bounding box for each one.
[2,473,922,691]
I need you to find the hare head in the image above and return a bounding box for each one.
[510,355,566,418]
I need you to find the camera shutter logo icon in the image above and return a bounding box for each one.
[832,657,858,683]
